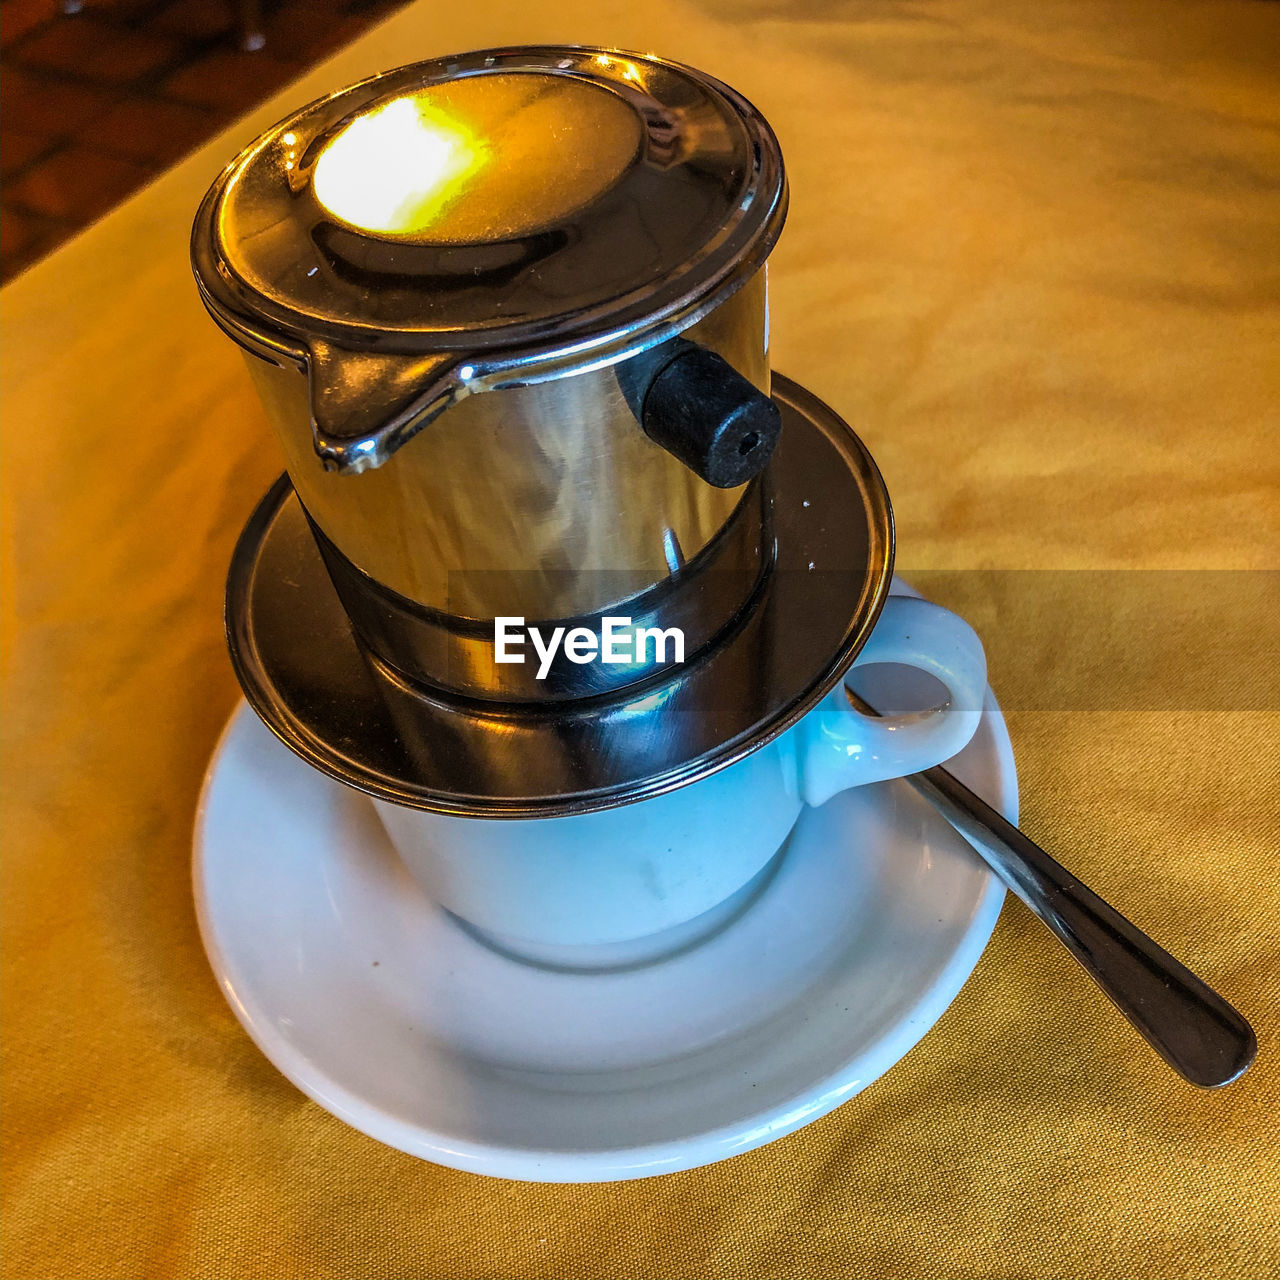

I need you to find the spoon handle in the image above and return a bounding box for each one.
[848,692,1257,1087]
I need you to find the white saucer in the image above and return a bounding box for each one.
[194,677,1015,1182]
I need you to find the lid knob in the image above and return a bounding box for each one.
[640,344,782,488]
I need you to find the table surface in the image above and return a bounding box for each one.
[2,1,1278,1277]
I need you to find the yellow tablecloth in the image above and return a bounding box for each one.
[2,1,1277,1276]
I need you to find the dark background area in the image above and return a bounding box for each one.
[0,0,409,282]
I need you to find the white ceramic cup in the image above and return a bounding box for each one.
[372,593,986,969]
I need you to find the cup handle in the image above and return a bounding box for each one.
[797,595,988,807]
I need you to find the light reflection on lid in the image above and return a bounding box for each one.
[305,74,642,247]
[311,95,482,238]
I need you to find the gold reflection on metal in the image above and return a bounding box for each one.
[310,74,642,245]
[312,96,482,236]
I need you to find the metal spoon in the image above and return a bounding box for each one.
[848,689,1257,1087]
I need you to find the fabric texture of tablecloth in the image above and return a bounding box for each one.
[2,0,1277,1276]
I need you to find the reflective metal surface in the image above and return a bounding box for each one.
[193,46,788,640]
[310,473,771,701]
[244,273,769,617]
[852,686,1258,1088]
[309,75,644,245]
[191,45,787,474]
[226,376,894,816]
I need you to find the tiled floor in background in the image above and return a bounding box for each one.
[0,0,410,282]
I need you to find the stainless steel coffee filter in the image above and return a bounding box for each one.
[195,46,896,813]
[192,47,789,698]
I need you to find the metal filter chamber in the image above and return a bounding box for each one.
[193,46,896,814]
[193,47,788,701]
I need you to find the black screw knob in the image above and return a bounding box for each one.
[638,344,782,488]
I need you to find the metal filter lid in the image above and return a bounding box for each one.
[192,46,788,472]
